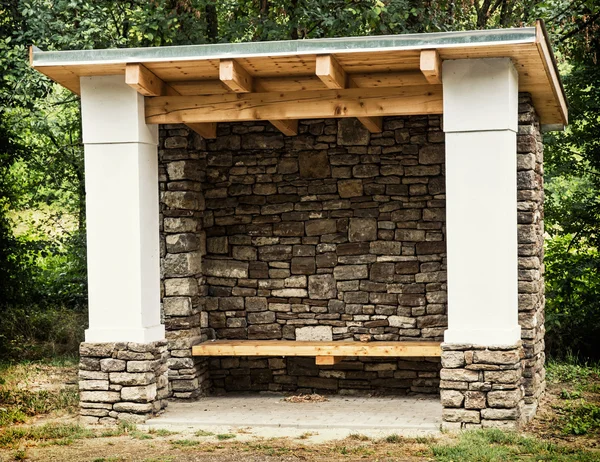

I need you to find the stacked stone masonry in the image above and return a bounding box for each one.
[160,114,446,394]
[517,94,546,416]
[78,341,169,424]
[440,343,525,431]
[154,92,545,403]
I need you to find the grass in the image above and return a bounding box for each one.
[194,429,214,437]
[432,429,599,461]
[0,423,94,448]
[0,358,79,426]
[216,433,236,440]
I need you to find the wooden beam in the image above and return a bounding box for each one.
[420,50,442,84]
[270,119,299,136]
[356,116,383,133]
[126,63,166,96]
[145,85,443,125]
[315,356,344,366]
[125,63,216,138]
[316,55,347,89]
[192,340,442,357]
[219,59,253,93]
[186,123,217,139]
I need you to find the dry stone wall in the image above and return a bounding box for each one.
[78,341,169,424]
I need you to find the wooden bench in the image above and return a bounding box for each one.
[192,340,441,365]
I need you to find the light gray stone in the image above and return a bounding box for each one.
[203,259,248,278]
[296,326,333,341]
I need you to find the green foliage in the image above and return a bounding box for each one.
[0,423,93,448]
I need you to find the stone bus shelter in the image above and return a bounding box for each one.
[32,20,567,430]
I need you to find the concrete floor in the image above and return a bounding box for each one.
[145,394,442,439]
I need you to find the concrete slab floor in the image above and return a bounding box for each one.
[144,394,442,441]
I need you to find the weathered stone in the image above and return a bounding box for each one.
[440,369,480,382]
[248,311,276,324]
[203,259,249,278]
[308,274,337,300]
[164,278,198,296]
[163,252,202,277]
[246,297,268,312]
[296,326,333,341]
[121,384,157,403]
[163,297,193,316]
[242,133,284,150]
[441,351,465,369]
[79,380,109,391]
[337,118,370,146]
[442,409,481,423]
[305,219,337,236]
[481,408,519,420]
[464,391,486,409]
[278,158,299,174]
[109,372,155,386]
[113,402,153,413]
[299,151,330,178]
[291,257,316,275]
[473,350,520,365]
[370,262,395,282]
[487,389,522,408]
[248,323,282,339]
[370,241,402,255]
[207,236,229,254]
[334,265,368,280]
[100,359,127,372]
[348,218,377,242]
[166,233,200,253]
[259,245,293,261]
[338,180,363,198]
[80,343,116,357]
[79,391,121,403]
[440,389,464,407]
[388,316,416,328]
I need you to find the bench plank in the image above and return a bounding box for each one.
[192,340,441,358]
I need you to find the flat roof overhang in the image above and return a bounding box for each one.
[31,20,567,136]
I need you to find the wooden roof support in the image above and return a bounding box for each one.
[219,59,253,93]
[317,55,382,133]
[269,119,299,136]
[316,54,347,89]
[125,63,216,138]
[420,50,442,84]
[145,85,443,125]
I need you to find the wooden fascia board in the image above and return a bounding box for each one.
[535,21,568,125]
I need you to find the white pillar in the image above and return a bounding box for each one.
[81,75,164,343]
[443,58,521,346]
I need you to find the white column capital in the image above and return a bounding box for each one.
[443,58,518,133]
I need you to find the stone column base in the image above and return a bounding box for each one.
[440,342,524,431]
[79,341,170,424]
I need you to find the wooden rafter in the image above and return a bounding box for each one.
[316,55,383,133]
[269,119,299,136]
[419,50,442,85]
[145,85,443,125]
[125,63,217,138]
[219,59,253,93]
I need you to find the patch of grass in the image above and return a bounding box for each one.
[330,444,375,456]
[0,423,93,448]
[148,428,177,437]
[561,401,600,435]
[432,429,599,461]
[194,429,214,437]
[170,439,200,447]
[0,359,79,426]
[383,433,402,443]
[298,431,317,439]
[560,389,583,400]
[13,449,27,460]
[546,357,600,385]
[216,433,236,440]
[347,433,369,441]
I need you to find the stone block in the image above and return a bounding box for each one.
[291,257,316,274]
[419,144,445,164]
[464,391,486,410]
[337,118,370,146]
[440,369,479,382]
[113,402,154,414]
[308,274,337,299]
[296,326,333,341]
[441,389,464,407]
[246,297,268,312]
[163,191,202,210]
[242,133,284,150]
[484,369,522,384]
[164,278,198,296]
[388,316,416,328]
[473,349,521,365]
[481,408,519,420]
[163,252,202,277]
[121,384,157,403]
[259,245,293,261]
[232,246,257,261]
[278,158,299,174]
[248,323,282,339]
[487,389,522,408]
[272,288,308,297]
[334,265,368,280]
[207,236,229,254]
[109,372,155,386]
[79,380,109,391]
[442,409,481,424]
[305,219,337,236]
[348,218,377,242]
[80,343,116,357]
[338,180,363,198]
[299,151,330,178]
[441,351,465,369]
[248,311,276,324]
[203,259,248,278]
[370,241,402,255]
[166,233,200,253]
[100,359,126,372]
[163,297,193,316]
[370,262,395,282]
[297,376,338,390]
[274,222,305,237]
[79,391,121,403]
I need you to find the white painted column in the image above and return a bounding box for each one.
[443,58,521,346]
[81,75,164,343]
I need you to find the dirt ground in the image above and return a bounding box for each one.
[1,360,599,462]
